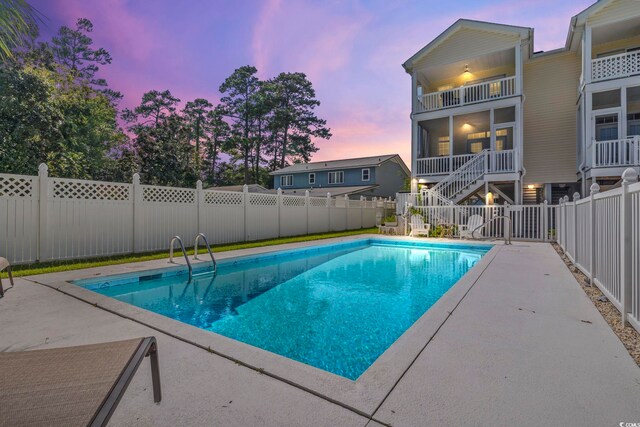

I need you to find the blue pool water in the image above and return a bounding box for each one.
[76,239,491,380]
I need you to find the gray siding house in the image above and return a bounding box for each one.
[269,154,410,199]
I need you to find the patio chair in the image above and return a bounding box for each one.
[409,214,431,237]
[459,214,485,239]
[0,257,14,298]
[0,337,161,427]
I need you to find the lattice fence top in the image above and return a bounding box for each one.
[349,200,362,208]
[249,193,278,206]
[143,186,195,204]
[204,190,243,205]
[282,196,306,207]
[592,51,640,82]
[309,197,328,207]
[0,175,34,198]
[52,178,130,201]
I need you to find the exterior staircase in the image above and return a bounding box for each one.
[421,149,489,206]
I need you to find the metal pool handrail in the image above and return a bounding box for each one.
[193,233,217,274]
[169,236,192,277]
[471,215,512,245]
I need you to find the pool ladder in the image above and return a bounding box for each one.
[193,233,217,274]
[169,236,192,277]
[169,233,217,278]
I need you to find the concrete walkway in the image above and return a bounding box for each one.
[1,241,639,426]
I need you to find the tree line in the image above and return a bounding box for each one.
[0,17,331,187]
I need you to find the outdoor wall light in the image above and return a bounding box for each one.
[485,192,494,205]
[464,64,470,74]
[527,184,535,189]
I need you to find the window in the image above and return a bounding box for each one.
[593,89,621,110]
[280,175,293,187]
[437,136,450,156]
[595,114,619,141]
[362,168,370,181]
[308,173,315,185]
[628,113,640,136]
[328,171,344,184]
[469,142,484,154]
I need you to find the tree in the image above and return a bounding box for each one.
[183,98,212,172]
[219,65,261,184]
[51,18,111,83]
[0,0,40,60]
[128,89,180,127]
[134,114,196,186]
[0,61,125,178]
[202,105,230,185]
[0,63,61,173]
[267,72,331,169]
[127,89,197,186]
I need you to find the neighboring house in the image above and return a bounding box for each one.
[404,0,640,205]
[269,154,410,199]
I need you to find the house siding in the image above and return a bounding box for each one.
[277,167,377,190]
[414,28,519,70]
[587,0,640,26]
[592,34,640,58]
[523,51,581,184]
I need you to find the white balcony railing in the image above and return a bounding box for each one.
[591,51,640,82]
[416,150,515,175]
[417,76,516,113]
[593,137,640,167]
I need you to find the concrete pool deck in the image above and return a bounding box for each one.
[1,237,639,426]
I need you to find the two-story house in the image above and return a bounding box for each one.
[269,154,410,199]
[404,0,640,205]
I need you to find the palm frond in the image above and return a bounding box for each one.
[0,0,42,60]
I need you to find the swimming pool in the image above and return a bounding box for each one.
[75,239,491,380]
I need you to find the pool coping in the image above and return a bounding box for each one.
[25,234,502,417]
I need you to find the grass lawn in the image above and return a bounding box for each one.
[5,228,379,278]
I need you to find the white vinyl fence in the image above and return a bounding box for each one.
[556,168,640,333]
[0,164,385,264]
[401,202,557,242]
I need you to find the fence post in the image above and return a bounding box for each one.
[360,196,365,229]
[620,168,638,326]
[589,183,599,285]
[572,192,580,265]
[327,193,332,231]
[196,180,203,234]
[562,195,569,251]
[305,190,310,235]
[503,202,510,241]
[277,188,282,237]
[37,163,49,262]
[243,184,249,241]
[344,195,349,229]
[542,201,548,242]
[132,173,141,253]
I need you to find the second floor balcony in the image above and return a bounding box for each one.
[417,76,517,113]
[591,50,640,83]
[416,149,517,176]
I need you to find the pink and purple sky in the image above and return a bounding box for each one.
[31,0,594,166]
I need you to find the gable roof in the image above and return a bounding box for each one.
[270,154,410,176]
[566,0,622,51]
[402,19,533,73]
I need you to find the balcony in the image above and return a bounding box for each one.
[593,137,640,168]
[416,149,516,176]
[417,76,516,113]
[592,51,640,83]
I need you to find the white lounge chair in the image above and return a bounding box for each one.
[409,215,431,237]
[459,214,484,239]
